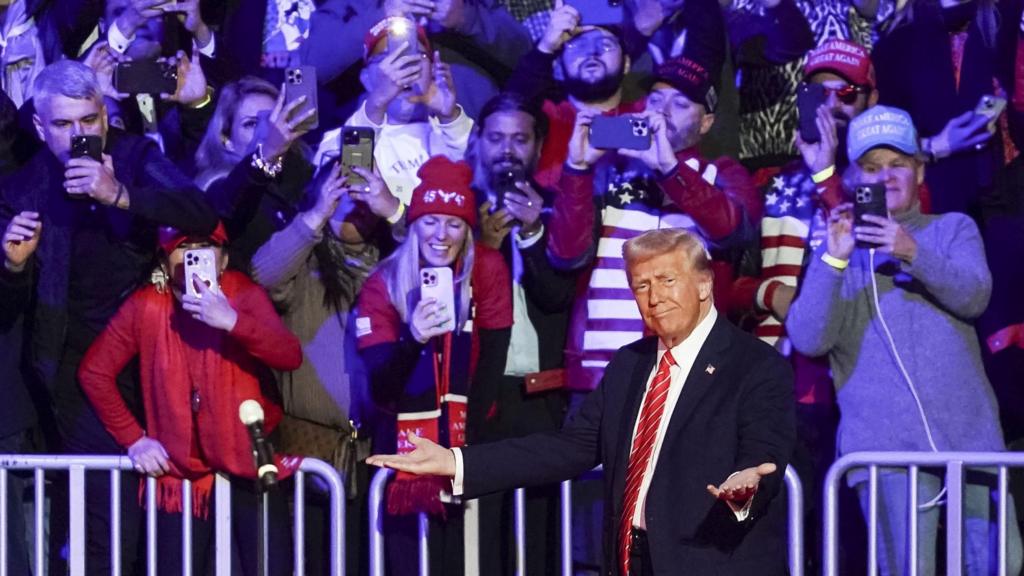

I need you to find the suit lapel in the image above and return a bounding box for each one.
[660,317,732,449]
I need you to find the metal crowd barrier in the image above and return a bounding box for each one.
[823,451,1024,576]
[369,464,805,576]
[0,454,346,576]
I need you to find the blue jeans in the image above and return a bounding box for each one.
[856,469,1024,576]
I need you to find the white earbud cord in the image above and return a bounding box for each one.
[868,248,946,509]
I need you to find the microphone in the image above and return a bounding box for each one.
[239,400,278,491]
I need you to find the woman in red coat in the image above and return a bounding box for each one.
[78,223,302,576]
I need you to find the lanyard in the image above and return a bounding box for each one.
[431,331,453,408]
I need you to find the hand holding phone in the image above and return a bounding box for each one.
[590,115,651,150]
[340,127,375,186]
[412,267,456,341]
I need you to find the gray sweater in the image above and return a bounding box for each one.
[251,218,378,429]
[786,208,1006,460]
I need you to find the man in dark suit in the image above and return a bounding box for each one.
[368,227,795,576]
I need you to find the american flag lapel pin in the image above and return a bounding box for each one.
[705,364,716,375]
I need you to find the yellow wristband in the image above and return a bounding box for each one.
[811,165,835,184]
[386,201,406,225]
[821,253,849,270]
[187,87,215,110]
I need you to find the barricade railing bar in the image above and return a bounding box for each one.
[369,464,805,576]
[0,454,346,576]
[823,451,1024,576]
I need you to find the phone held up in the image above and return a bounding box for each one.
[340,127,375,186]
[796,83,827,144]
[493,164,525,215]
[420,267,456,334]
[184,247,220,299]
[114,59,178,95]
[853,183,888,249]
[71,135,102,162]
[284,65,319,131]
[975,95,1007,129]
[590,115,652,150]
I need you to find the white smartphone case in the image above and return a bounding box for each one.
[420,267,456,333]
[184,248,220,299]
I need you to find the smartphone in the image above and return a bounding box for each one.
[70,135,102,161]
[590,115,651,150]
[420,267,455,334]
[797,83,827,144]
[340,127,375,186]
[387,17,418,55]
[114,59,178,95]
[975,95,1007,127]
[184,247,220,299]
[493,164,525,214]
[853,183,888,248]
[572,0,624,26]
[284,65,318,132]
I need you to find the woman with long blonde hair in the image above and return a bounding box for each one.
[355,155,512,576]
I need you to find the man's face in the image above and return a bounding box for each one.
[560,29,626,103]
[477,110,540,187]
[628,250,713,347]
[646,83,712,151]
[857,147,923,215]
[808,72,870,131]
[104,0,164,60]
[33,95,107,163]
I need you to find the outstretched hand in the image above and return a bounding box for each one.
[706,462,777,503]
[366,433,457,477]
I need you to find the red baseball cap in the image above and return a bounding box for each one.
[804,39,875,88]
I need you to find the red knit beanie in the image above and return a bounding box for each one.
[407,156,477,227]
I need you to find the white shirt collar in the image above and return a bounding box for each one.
[658,306,718,363]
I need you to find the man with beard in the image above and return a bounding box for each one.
[468,91,576,576]
[505,6,646,189]
[730,38,877,572]
[546,55,760,396]
[313,17,473,206]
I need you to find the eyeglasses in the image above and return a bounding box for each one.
[563,36,621,56]
[810,83,869,105]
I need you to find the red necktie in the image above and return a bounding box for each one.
[619,350,676,576]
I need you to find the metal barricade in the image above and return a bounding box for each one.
[0,454,346,576]
[370,464,805,576]
[823,451,1024,576]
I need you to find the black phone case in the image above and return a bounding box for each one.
[853,183,888,248]
[797,84,827,144]
[70,135,102,161]
[590,115,651,150]
[285,66,319,131]
[114,60,177,95]
[340,127,374,185]
[494,165,526,215]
